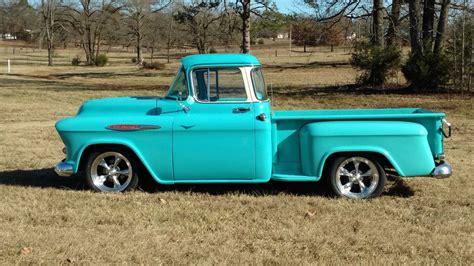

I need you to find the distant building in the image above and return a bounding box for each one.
[346,33,357,41]
[1,33,17,40]
[1,30,32,41]
[277,33,289,39]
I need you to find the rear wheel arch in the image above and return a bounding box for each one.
[321,151,397,181]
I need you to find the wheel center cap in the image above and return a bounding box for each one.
[108,168,119,175]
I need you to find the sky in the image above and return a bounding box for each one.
[26,0,304,14]
[273,0,300,14]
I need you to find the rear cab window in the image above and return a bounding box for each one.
[251,68,268,101]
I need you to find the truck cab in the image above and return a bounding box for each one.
[167,55,272,182]
[55,54,452,198]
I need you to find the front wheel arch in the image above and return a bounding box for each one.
[78,144,151,181]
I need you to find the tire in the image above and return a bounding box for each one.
[85,148,139,192]
[329,155,386,199]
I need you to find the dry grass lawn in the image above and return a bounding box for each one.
[0,45,472,264]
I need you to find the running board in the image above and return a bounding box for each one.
[271,174,320,182]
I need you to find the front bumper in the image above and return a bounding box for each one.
[54,160,74,177]
[432,160,452,178]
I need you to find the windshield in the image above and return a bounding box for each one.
[166,68,188,100]
[251,68,268,100]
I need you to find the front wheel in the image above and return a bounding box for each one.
[329,156,386,199]
[86,149,139,192]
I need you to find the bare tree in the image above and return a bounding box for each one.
[40,0,59,66]
[302,0,370,44]
[63,0,122,65]
[408,0,422,56]
[174,1,222,54]
[387,0,401,45]
[237,0,251,53]
[372,0,383,46]
[218,5,240,51]
[1,0,38,40]
[165,14,174,63]
[422,0,435,50]
[433,0,451,56]
[291,17,319,52]
[125,0,169,64]
[229,0,270,54]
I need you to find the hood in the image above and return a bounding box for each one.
[77,96,180,117]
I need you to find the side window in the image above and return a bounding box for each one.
[166,69,188,100]
[251,68,268,100]
[192,68,247,102]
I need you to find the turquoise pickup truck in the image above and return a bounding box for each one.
[55,54,452,199]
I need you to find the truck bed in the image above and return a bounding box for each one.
[271,108,445,178]
[273,108,445,121]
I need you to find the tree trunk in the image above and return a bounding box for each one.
[372,0,384,46]
[387,0,401,46]
[241,0,251,54]
[422,0,435,51]
[47,43,53,66]
[460,0,466,93]
[434,0,451,56]
[408,0,422,56]
[167,16,172,63]
[196,36,206,54]
[96,31,102,64]
[150,46,154,63]
[42,0,55,66]
[85,25,94,65]
[135,13,142,64]
[137,35,142,64]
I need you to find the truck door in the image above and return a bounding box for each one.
[172,67,256,181]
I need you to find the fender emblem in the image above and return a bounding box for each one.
[180,125,195,130]
[106,124,161,131]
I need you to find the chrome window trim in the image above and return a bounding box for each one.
[188,66,254,104]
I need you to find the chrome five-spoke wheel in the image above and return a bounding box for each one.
[329,156,386,199]
[86,149,139,192]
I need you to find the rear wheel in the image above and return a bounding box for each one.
[86,149,139,192]
[329,155,386,199]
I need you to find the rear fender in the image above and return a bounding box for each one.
[299,121,435,178]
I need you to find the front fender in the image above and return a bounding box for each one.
[299,121,435,178]
[56,116,174,184]
[73,139,173,184]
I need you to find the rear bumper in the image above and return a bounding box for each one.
[432,160,452,178]
[54,160,74,177]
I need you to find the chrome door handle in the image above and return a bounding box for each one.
[232,107,251,113]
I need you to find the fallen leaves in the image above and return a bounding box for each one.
[19,247,33,255]
[304,210,316,218]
